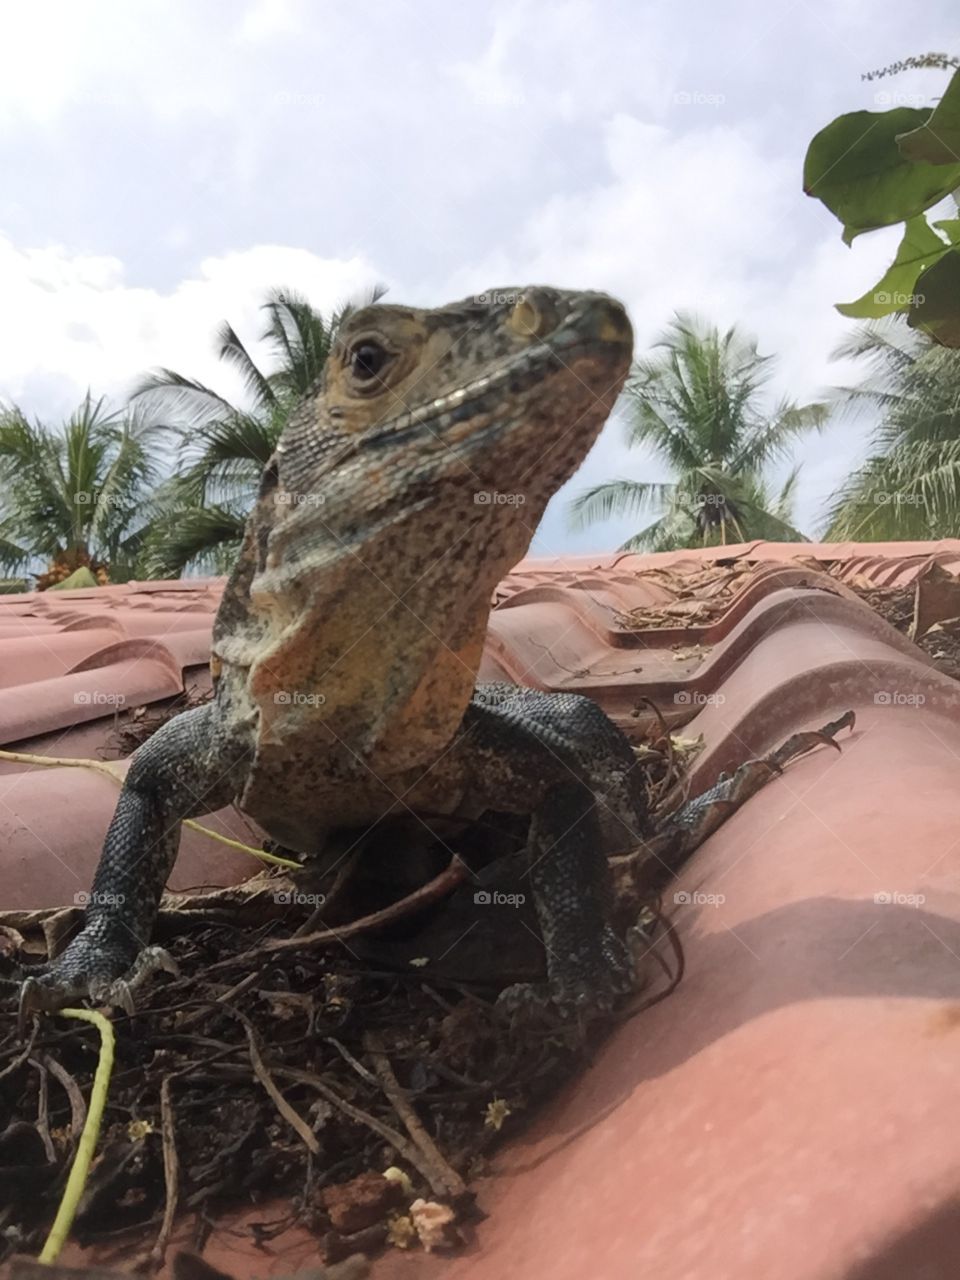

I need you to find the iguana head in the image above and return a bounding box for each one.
[271,285,633,569]
[220,287,632,773]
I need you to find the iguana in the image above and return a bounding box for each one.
[20,286,652,1018]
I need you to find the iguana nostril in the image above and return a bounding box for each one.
[508,292,555,340]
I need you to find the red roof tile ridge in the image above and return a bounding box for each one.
[495,565,862,653]
[680,599,960,794]
[0,658,185,745]
[488,583,939,730]
[0,760,258,911]
[671,586,935,691]
[507,539,960,579]
[55,613,129,637]
[20,582,140,605]
[124,576,225,591]
[68,637,185,685]
[0,577,225,612]
[6,551,960,1276]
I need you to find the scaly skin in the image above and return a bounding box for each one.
[21,286,645,1017]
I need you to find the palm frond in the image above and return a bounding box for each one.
[619,507,698,552]
[215,321,277,411]
[823,319,960,539]
[574,315,821,550]
[567,478,676,530]
[138,505,247,578]
[771,464,802,521]
[0,525,30,573]
[731,400,828,474]
[130,370,243,433]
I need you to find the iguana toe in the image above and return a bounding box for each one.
[18,944,179,1029]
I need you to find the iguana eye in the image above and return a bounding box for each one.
[350,341,389,381]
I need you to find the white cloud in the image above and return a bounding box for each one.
[0,237,384,414]
[439,109,904,543]
[236,0,304,44]
[447,0,673,120]
[2,0,956,548]
[0,0,272,126]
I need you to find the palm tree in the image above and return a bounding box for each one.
[0,394,165,587]
[569,315,827,550]
[134,286,385,576]
[823,319,960,539]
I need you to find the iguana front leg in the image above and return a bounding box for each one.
[461,693,639,1011]
[19,704,248,1016]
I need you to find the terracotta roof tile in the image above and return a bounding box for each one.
[3,544,960,1276]
[0,580,237,903]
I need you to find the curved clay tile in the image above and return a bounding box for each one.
[0,629,129,688]
[68,637,186,684]
[98,608,217,635]
[56,613,129,635]
[0,760,259,909]
[66,631,213,676]
[0,615,56,643]
[0,655,184,742]
[4,549,960,1276]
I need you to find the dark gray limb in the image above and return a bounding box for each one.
[462,689,637,1010]
[473,683,652,848]
[20,704,247,1013]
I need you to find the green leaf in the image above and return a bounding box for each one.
[837,216,950,318]
[908,249,960,347]
[804,108,960,241]
[933,217,960,245]
[896,69,960,166]
[47,566,99,590]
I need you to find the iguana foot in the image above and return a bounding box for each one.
[498,921,634,1026]
[496,972,623,1045]
[18,943,178,1029]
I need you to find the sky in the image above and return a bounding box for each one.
[1,0,957,557]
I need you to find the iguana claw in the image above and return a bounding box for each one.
[18,945,179,1031]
